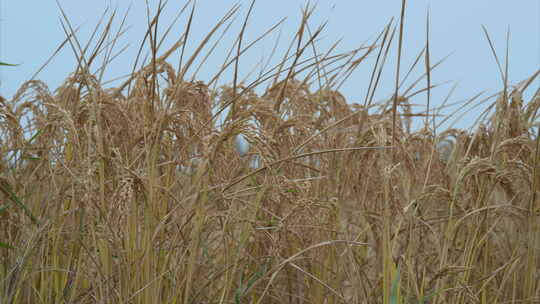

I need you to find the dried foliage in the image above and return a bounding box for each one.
[1,2,539,304]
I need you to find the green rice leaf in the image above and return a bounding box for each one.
[0,241,15,249]
[0,61,18,66]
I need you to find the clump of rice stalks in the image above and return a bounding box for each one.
[1,1,539,304]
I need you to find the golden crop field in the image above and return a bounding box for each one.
[1,2,539,303]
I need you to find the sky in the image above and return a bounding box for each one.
[1,1,538,130]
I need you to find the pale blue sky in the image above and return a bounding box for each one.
[1,1,538,129]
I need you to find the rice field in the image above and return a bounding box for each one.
[1,2,539,303]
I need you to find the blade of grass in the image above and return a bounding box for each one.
[0,178,38,225]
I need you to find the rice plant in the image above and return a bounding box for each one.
[1,1,539,303]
